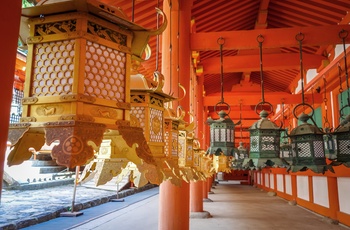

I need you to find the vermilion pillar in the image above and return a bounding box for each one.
[159,180,190,230]
[0,0,22,201]
[159,1,192,229]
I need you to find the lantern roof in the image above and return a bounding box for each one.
[290,113,323,136]
[249,110,280,130]
[206,110,234,125]
[20,0,167,61]
[130,73,175,101]
[334,114,350,133]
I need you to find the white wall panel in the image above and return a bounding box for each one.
[270,174,274,189]
[297,175,309,201]
[338,177,350,214]
[277,174,284,192]
[285,175,292,195]
[312,176,329,208]
[265,173,269,188]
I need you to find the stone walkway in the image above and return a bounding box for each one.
[0,183,155,229]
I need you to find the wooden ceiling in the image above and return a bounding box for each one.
[96,1,350,130]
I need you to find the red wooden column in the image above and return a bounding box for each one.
[327,176,340,221]
[0,0,22,201]
[159,180,190,230]
[158,1,192,229]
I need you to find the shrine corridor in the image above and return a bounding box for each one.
[22,181,349,230]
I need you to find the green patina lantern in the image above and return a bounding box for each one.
[289,113,327,172]
[288,32,329,173]
[206,110,236,157]
[280,128,292,165]
[331,30,350,166]
[280,141,292,165]
[323,127,337,160]
[243,35,284,169]
[333,115,350,165]
[245,110,284,168]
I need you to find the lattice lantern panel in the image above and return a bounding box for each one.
[130,91,166,158]
[164,120,179,159]
[22,12,132,127]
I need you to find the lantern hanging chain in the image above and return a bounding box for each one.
[218,37,225,104]
[131,0,135,22]
[323,75,330,128]
[338,63,344,115]
[257,35,265,103]
[155,0,160,71]
[281,102,286,141]
[168,1,172,95]
[239,102,243,141]
[296,32,305,105]
[340,29,350,106]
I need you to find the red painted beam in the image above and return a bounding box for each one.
[201,53,326,74]
[204,92,323,106]
[191,25,350,51]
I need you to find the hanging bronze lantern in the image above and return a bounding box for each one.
[206,37,237,173]
[333,115,350,165]
[289,33,329,173]
[332,30,350,166]
[207,110,236,157]
[244,35,284,169]
[246,110,284,168]
[280,141,293,164]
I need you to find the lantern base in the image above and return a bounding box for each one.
[288,164,332,173]
[243,158,289,169]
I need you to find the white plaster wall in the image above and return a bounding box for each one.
[265,173,270,188]
[285,174,292,195]
[257,172,261,185]
[277,174,284,192]
[312,176,329,208]
[338,177,350,214]
[270,174,274,189]
[297,175,309,201]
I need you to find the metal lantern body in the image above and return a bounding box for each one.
[323,128,337,160]
[237,142,248,160]
[333,115,350,164]
[245,110,284,168]
[280,141,292,165]
[289,113,327,173]
[206,110,235,156]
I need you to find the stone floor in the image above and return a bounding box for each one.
[0,183,155,229]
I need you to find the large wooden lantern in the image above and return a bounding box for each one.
[7,0,166,169]
[129,72,176,184]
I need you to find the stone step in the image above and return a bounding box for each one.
[38,166,67,174]
[31,160,58,167]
